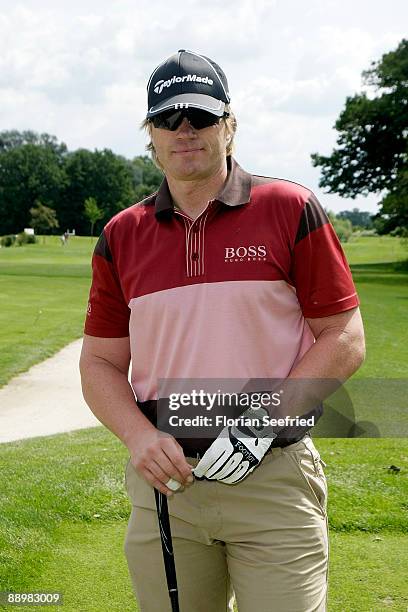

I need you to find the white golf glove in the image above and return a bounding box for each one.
[193,406,276,484]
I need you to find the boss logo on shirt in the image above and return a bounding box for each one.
[225,245,267,262]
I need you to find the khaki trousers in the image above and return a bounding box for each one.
[124,435,329,612]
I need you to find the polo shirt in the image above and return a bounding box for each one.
[84,155,360,453]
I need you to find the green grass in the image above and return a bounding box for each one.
[3,528,408,612]
[0,428,131,611]
[343,234,407,265]
[0,236,95,386]
[0,429,407,611]
[343,238,408,379]
[313,377,408,439]
[0,235,94,277]
[343,237,408,378]
[328,533,408,611]
[31,522,135,611]
[352,271,408,377]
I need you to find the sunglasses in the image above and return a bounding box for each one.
[149,108,229,131]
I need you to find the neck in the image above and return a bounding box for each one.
[166,159,228,220]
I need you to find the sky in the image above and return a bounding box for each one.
[0,0,406,214]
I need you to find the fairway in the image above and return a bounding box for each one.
[343,234,407,265]
[0,237,94,386]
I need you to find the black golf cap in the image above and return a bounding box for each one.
[146,49,230,119]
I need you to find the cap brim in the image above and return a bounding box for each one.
[147,93,226,118]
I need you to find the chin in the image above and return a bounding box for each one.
[174,158,205,175]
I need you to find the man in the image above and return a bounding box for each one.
[80,49,365,611]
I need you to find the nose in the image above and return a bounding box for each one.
[176,116,196,135]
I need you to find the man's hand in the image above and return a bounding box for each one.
[130,426,194,496]
[193,407,276,484]
[80,336,195,496]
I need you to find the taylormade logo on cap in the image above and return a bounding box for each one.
[154,74,214,95]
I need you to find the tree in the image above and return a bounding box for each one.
[0,137,67,234]
[371,166,408,233]
[84,197,104,237]
[29,201,59,243]
[0,130,68,156]
[57,148,136,235]
[91,149,136,220]
[0,129,162,235]
[55,148,99,235]
[337,208,374,229]
[131,155,163,200]
[311,39,408,234]
[326,210,353,243]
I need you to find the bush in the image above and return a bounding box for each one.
[353,229,379,237]
[390,226,408,238]
[332,217,353,242]
[15,232,37,246]
[0,234,16,247]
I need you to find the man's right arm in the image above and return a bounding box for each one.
[79,334,194,496]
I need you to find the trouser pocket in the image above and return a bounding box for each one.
[284,441,328,517]
[124,457,157,509]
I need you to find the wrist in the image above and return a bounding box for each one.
[122,416,156,454]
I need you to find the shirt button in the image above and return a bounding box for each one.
[191,252,199,261]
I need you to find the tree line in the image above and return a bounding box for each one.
[0,131,163,236]
[0,128,395,243]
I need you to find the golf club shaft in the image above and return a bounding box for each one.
[154,488,180,612]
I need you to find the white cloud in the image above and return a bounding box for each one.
[0,0,406,213]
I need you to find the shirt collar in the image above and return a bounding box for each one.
[155,156,252,220]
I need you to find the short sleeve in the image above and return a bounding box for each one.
[290,192,360,318]
[84,231,130,337]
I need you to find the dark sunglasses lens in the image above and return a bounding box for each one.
[151,109,221,130]
[151,110,182,130]
[187,109,220,129]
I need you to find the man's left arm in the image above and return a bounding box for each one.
[275,305,366,421]
[299,305,365,379]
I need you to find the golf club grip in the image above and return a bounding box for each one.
[154,488,180,612]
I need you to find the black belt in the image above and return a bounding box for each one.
[269,431,310,450]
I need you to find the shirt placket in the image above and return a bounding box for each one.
[174,202,214,277]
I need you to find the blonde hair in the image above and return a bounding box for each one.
[139,105,237,171]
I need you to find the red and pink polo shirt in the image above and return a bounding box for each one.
[84,156,359,450]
